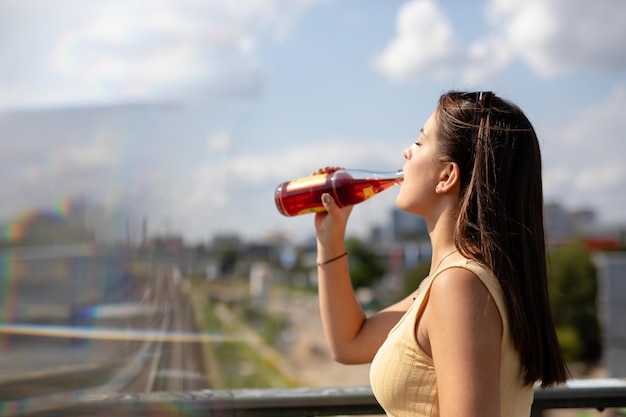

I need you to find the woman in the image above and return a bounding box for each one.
[313,91,569,417]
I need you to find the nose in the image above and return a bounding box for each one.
[403,146,411,160]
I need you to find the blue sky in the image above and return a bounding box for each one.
[1,0,626,243]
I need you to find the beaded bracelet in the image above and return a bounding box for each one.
[317,251,348,266]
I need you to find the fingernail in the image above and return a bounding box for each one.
[322,194,330,204]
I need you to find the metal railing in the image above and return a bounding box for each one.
[20,379,626,417]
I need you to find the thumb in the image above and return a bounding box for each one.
[321,193,334,211]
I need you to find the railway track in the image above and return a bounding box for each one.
[0,265,209,416]
[144,268,207,392]
[117,266,208,393]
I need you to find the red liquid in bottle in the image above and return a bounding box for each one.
[275,171,401,216]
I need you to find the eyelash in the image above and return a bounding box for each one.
[414,140,421,147]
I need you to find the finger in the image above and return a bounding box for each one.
[311,166,345,175]
[321,193,334,211]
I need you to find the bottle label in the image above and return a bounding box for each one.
[297,206,327,215]
[286,173,328,191]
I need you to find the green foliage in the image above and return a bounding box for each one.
[241,306,290,346]
[345,237,386,289]
[402,261,431,297]
[212,342,296,388]
[548,240,601,363]
[192,281,297,389]
[555,326,583,364]
[217,245,239,276]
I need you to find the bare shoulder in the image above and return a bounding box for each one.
[430,266,490,300]
[424,265,503,417]
[428,266,502,330]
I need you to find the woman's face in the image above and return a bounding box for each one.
[396,110,443,216]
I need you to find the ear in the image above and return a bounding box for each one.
[435,162,460,194]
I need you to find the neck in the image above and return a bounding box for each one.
[426,206,458,270]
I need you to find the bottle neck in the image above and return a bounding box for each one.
[393,169,404,183]
[341,169,404,183]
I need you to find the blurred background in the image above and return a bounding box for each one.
[1,0,626,416]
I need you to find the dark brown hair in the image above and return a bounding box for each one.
[436,91,569,387]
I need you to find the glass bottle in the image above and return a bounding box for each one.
[275,169,404,217]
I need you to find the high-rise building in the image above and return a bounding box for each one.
[391,208,428,241]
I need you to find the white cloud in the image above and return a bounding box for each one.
[373,0,462,82]
[0,106,405,242]
[542,166,569,194]
[574,164,623,192]
[168,140,405,240]
[541,85,626,221]
[463,35,513,85]
[487,0,626,77]
[0,0,327,110]
[207,131,233,152]
[374,0,626,84]
[55,129,125,169]
[0,121,129,219]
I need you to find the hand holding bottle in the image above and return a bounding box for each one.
[275,165,403,256]
[313,167,354,248]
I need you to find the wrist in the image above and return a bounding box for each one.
[317,251,348,267]
[316,242,347,259]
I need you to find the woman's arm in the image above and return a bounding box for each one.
[315,191,414,364]
[421,267,502,417]
[317,253,415,363]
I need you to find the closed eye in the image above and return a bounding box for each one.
[415,128,426,146]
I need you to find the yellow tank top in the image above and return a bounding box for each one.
[369,259,533,417]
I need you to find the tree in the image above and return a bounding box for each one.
[345,237,386,289]
[402,262,431,297]
[217,244,240,277]
[548,240,601,363]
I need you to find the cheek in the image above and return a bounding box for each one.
[396,160,437,212]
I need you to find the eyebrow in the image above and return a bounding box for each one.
[420,128,427,138]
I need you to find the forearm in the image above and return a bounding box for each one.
[312,190,393,363]
[316,242,369,363]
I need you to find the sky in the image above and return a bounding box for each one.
[1,0,626,244]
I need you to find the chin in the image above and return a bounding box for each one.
[395,197,410,213]
[395,196,404,210]
[396,198,423,217]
